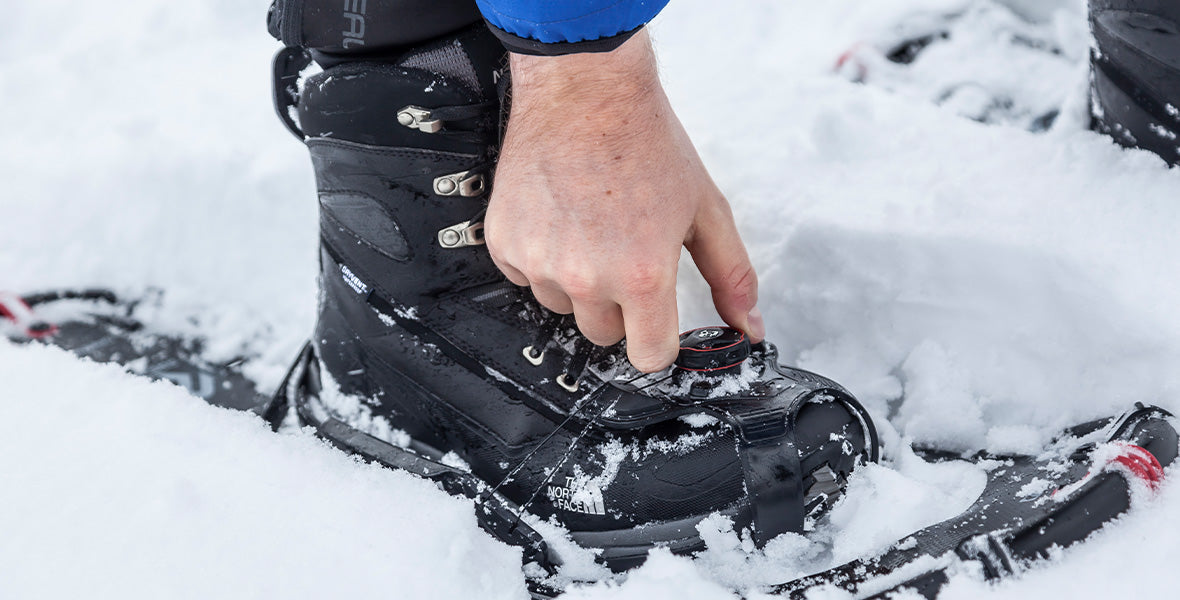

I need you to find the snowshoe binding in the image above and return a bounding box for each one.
[267,19,879,579]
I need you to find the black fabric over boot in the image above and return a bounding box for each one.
[273,23,879,571]
[1089,0,1180,165]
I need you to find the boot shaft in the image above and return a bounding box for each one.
[297,25,508,306]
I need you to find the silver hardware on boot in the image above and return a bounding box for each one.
[522,346,545,366]
[434,171,486,197]
[397,106,442,133]
[438,221,485,248]
[556,373,580,393]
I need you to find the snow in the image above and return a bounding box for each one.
[2,0,1180,598]
[0,341,527,599]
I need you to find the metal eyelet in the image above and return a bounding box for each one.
[522,346,544,366]
[433,171,487,197]
[396,106,442,133]
[438,221,485,249]
[556,373,580,393]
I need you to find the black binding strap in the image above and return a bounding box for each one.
[713,390,878,545]
[731,403,806,545]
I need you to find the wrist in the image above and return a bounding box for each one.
[508,29,662,112]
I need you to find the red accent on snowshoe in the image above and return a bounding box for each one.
[0,292,58,339]
[1108,442,1165,491]
[834,42,869,82]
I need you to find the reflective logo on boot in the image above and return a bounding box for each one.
[546,478,606,516]
[340,264,370,295]
[342,0,366,49]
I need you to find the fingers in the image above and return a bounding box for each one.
[571,299,626,347]
[530,281,574,315]
[489,250,530,287]
[489,242,575,314]
[686,198,765,342]
[619,272,681,373]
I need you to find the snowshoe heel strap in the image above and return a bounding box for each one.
[708,389,879,545]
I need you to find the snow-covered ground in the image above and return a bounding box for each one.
[2,0,1179,598]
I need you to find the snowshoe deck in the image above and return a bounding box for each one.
[773,404,1176,598]
[1,289,278,417]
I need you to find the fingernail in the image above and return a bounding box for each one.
[747,307,765,342]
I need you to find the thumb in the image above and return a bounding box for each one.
[686,202,765,342]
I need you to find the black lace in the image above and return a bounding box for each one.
[428,101,499,145]
[521,301,622,393]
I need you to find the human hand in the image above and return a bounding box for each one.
[485,29,764,373]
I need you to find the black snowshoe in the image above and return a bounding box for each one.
[5,288,1177,598]
[777,403,1176,598]
[833,0,1079,132]
[268,21,879,573]
[835,0,1180,164]
[0,289,275,415]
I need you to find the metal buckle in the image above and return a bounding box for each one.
[437,221,485,249]
[433,171,487,197]
[397,106,442,133]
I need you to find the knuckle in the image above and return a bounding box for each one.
[560,269,601,301]
[622,263,670,297]
[518,250,548,282]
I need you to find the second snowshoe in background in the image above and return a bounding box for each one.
[835,0,1086,132]
[1,289,276,415]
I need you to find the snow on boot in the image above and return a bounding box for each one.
[269,22,878,574]
[1089,0,1180,166]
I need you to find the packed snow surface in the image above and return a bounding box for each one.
[2,0,1180,598]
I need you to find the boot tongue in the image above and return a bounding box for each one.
[395,26,506,100]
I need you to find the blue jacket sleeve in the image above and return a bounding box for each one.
[475,0,670,54]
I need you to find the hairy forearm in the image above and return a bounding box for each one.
[508,29,663,129]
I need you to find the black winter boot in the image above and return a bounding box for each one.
[270,23,878,574]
